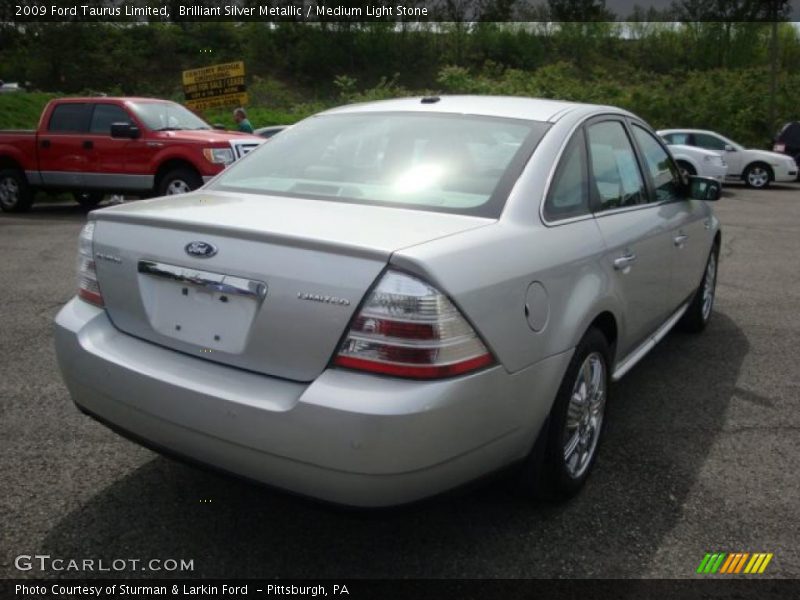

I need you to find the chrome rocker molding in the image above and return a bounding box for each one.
[611,301,689,382]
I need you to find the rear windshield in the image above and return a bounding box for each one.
[210,112,549,217]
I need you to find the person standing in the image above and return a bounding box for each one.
[233,107,253,133]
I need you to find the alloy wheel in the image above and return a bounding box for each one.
[747,167,769,188]
[0,176,20,209]
[702,253,717,322]
[563,352,607,479]
[166,179,192,195]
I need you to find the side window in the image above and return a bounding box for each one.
[543,129,589,221]
[664,132,690,145]
[693,133,727,151]
[48,103,91,133]
[632,125,683,203]
[586,121,646,211]
[90,104,131,135]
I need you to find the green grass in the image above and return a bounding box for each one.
[0,92,319,131]
[0,92,59,129]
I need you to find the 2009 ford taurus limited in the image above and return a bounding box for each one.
[54,96,722,506]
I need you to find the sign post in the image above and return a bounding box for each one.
[182,61,247,112]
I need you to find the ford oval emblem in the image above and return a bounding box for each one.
[185,241,217,258]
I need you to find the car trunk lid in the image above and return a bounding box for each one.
[91,190,493,381]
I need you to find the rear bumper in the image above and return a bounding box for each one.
[54,298,570,507]
[703,164,727,184]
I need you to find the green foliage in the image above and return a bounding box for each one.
[2,21,800,145]
[0,93,59,129]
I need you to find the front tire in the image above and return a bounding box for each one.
[157,168,202,197]
[678,245,719,333]
[744,163,772,189]
[0,168,33,213]
[518,328,611,500]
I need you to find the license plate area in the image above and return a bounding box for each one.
[137,260,267,354]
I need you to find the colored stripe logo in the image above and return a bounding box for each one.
[697,552,773,574]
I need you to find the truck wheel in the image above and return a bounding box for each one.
[0,168,33,213]
[157,168,202,196]
[73,191,104,208]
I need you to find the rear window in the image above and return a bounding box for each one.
[48,103,91,133]
[210,112,549,217]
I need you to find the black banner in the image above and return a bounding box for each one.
[2,579,800,600]
[3,0,800,23]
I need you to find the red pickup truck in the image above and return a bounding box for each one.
[0,97,263,212]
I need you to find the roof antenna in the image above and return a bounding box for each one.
[421,96,441,104]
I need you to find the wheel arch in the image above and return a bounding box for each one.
[0,154,26,175]
[154,158,202,187]
[675,157,698,175]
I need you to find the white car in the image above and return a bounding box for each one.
[659,129,798,189]
[664,142,728,184]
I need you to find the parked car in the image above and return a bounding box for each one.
[772,121,800,180]
[661,141,728,183]
[0,81,23,93]
[658,128,797,189]
[0,97,264,212]
[254,125,289,139]
[55,96,722,507]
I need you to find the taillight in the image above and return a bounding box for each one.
[334,270,494,379]
[77,221,104,307]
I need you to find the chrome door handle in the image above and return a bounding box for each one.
[704,218,712,230]
[613,251,637,271]
[673,233,689,247]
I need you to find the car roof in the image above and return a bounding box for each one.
[659,128,722,136]
[319,95,629,123]
[49,97,175,103]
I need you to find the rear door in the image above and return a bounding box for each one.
[630,123,709,308]
[587,118,674,355]
[38,102,92,187]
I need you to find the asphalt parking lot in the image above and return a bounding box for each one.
[1,184,799,580]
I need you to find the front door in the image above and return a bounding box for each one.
[586,118,675,356]
[631,124,710,307]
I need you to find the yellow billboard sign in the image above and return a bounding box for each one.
[182,61,247,111]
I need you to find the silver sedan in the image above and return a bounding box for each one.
[55,96,722,506]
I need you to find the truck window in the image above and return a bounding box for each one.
[48,103,91,133]
[90,104,131,135]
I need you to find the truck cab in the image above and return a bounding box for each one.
[0,97,263,212]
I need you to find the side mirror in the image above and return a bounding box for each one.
[724,144,735,152]
[688,175,721,201]
[110,122,140,139]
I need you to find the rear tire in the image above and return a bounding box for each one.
[73,191,104,208]
[0,168,33,213]
[517,328,611,500]
[678,245,719,333]
[157,168,202,197]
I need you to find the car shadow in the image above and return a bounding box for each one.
[40,312,748,579]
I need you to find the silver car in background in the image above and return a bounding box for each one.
[55,96,722,506]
